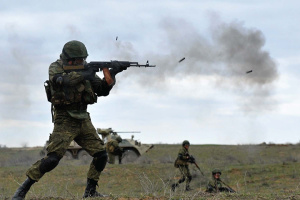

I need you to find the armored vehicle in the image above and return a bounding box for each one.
[97,128,154,163]
[40,140,90,161]
[40,128,154,163]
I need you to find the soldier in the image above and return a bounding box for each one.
[206,169,235,193]
[172,140,193,191]
[12,40,126,199]
[106,136,124,164]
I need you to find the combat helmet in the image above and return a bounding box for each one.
[212,169,222,175]
[61,40,88,60]
[115,136,122,143]
[182,140,190,146]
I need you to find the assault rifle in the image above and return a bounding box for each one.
[111,131,141,135]
[63,60,156,85]
[188,155,205,176]
[219,179,236,193]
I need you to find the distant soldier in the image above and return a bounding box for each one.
[172,140,193,191]
[206,169,236,193]
[106,136,124,164]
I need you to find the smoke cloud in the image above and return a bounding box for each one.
[113,17,279,112]
[0,29,32,120]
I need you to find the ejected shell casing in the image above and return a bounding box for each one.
[179,57,185,63]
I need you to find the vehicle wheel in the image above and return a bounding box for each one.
[63,151,73,160]
[122,150,139,164]
[78,150,92,164]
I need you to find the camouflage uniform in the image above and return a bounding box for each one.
[26,58,112,182]
[206,169,234,193]
[206,179,224,193]
[12,40,125,199]
[106,138,123,164]
[172,141,192,191]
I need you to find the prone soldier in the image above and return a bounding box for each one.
[206,169,236,193]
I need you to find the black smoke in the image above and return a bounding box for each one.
[113,17,278,113]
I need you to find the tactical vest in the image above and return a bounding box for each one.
[44,61,97,106]
[175,147,189,166]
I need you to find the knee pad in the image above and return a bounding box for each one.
[39,153,61,174]
[178,177,186,183]
[92,150,108,172]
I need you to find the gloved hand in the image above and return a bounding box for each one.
[53,75,69,86]
[55,76,64,85]
[188,155,196,163]
[79,67,96,80]
[109,61,128,77]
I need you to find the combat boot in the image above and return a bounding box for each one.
[83,178,105,198]
[12,177,35,200]
[171,183,179,192]
[185,185,193,191]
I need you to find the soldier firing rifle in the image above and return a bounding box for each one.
[12,40,155,199]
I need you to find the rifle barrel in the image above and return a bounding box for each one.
[115,131,141,133]
[129,62,156,67]
[220,180,236,192]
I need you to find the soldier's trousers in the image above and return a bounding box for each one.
[178,165,192,186]
[26,111,105,182]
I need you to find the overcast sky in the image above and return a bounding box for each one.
[0,0,299,147]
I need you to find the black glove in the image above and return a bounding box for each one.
[79,67,96,80]
[55,76,64,85]
[188,155,195,163]
[53,75,69,86]
[109,61,128,77]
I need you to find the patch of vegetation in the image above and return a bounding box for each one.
[0,144,299,199]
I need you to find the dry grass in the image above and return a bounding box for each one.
[1,144,300,199]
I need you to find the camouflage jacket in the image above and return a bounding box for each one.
[175,147,190,166]
[206,178,223,192]
[106,139,123,155]
[48,59,112,119]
